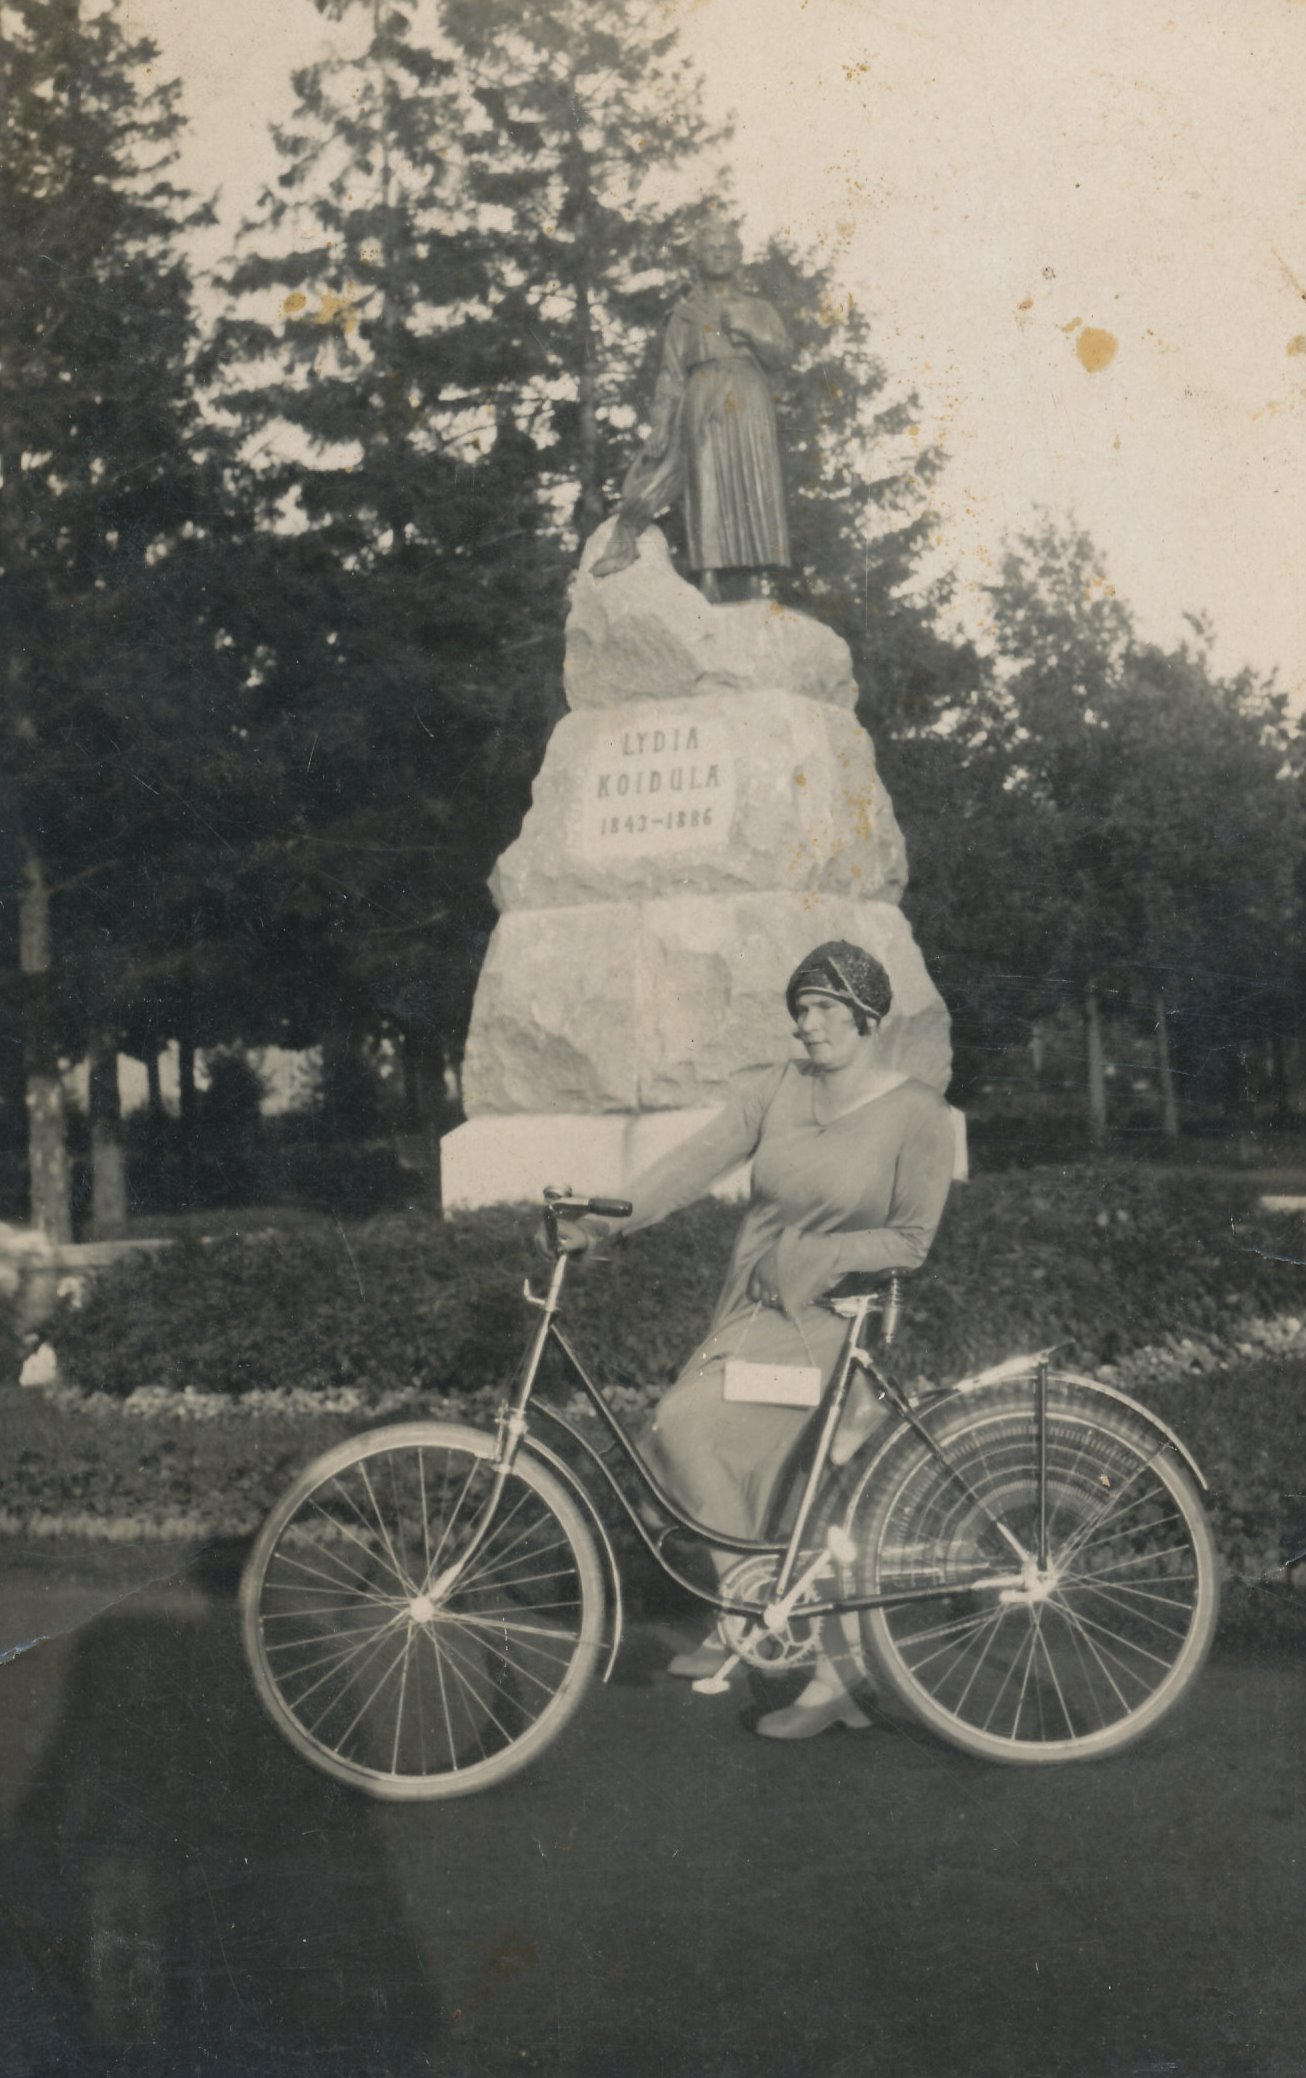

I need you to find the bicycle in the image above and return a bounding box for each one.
[241,1188,1220,1799]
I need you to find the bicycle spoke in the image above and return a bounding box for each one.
[390,1626,416,1777]
[449,1611,586,1652]
[262,1592,402,1618]
[1075,1577,1195,1631]
[452,1500,558,1590]
[333,1629,416,1760]
[1057,1596,1185,1675]
[974,1612,1028,1734]
[298,1619,408,1733]
[356,1461,415,1593]
[422,1455,482,1582]
[281,1521,401,1601]
[1048,1598,1148,1704]
[265,1613,400,1661]
[892,1602,1004,1661]
[307,1493,409,1594]
[1051,1450,1164,1571]
[1030,1608,1077,1739]
[275,1613,404,1695]
[417,1449,433,1582]
[421,1624,522,1749]
[437,1614,575,1698]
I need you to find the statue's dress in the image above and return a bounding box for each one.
[619,1061,955,1542]
[618,285,793,573]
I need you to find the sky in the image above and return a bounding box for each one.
[123,0,1306,707]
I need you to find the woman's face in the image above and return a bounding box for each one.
[792,990,866,1072]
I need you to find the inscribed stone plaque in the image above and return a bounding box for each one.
[576,707,736,860]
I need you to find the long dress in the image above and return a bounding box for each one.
[617,283,792,572]
[620,1062,955,1542]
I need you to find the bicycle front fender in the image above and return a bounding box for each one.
[518,1434,625,1683]
[946,1361,1211,1494]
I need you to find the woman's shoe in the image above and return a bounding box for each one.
[754,1685,872,1740]
[666,1638,731,1680]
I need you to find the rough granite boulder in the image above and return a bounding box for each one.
[491,687,906,912]
[461,893,951,1117]
[564,521,857,712]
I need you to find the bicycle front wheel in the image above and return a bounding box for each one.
[241,1422,606,1800]
[846,1379,1219,1764]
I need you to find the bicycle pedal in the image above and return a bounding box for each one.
[692,1653,741,1695]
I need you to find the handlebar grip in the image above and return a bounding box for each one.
[586,1198,632,1220]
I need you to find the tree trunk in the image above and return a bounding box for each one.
[574,272,603,540]
[1270,1029,1289,1127]
[1085,980,1108,1154]
[1153,990,1180,1144]
[566,91,604,542]
[19,848,73,1242]
[400,1030,424,1134]
[89,1032,128,1239]
[178,1032,197,1129]
[178,1002,197,1209]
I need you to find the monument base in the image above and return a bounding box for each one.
[440,1108,747,1212]
[441,1104,967,1211]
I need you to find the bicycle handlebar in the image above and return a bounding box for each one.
[541,1187,633,1221]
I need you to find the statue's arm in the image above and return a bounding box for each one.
[724,296,793,371]
[643,309,688,459]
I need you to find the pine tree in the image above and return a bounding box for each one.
[214,0,578,1091]
[0,0,233,1235]
[438,0,732,538]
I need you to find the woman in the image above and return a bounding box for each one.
[562,940,955,1740]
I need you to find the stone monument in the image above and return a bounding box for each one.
[440,521,956,1208]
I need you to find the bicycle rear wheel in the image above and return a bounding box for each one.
[241,1422,605,1799]
[845,1379,1218,1763]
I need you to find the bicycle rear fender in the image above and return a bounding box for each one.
[519,1435,624,1682]
[944,1359,1210,1493]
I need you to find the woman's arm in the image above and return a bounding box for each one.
[722,295,793,370]
[577,1064,788,1248]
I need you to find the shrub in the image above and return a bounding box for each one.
[21,1165,1306,1595]
[43,1166,1306,1406]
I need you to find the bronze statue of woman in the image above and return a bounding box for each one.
[593,222,793,602]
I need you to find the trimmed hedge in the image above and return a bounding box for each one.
[38,1165,1306,1404]
[11,1166,1306,1599]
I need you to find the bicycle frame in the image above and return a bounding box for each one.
[468,1245,1040,1632]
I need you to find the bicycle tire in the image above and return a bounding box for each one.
[241,1421,606,1800]
[843,1377,1219,1764]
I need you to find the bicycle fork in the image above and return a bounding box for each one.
[419,1255,566,1604]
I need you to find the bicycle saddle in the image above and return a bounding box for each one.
[823,1269,908,1301]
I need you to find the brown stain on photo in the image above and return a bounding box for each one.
[1076,327,1118,373]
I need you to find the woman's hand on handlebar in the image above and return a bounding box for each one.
[533,1212,619,1263]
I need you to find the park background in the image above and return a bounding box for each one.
[4,11,1306,2072]
[2,0,1305,1590]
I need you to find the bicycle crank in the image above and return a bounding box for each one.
[708,1552,827,1677]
